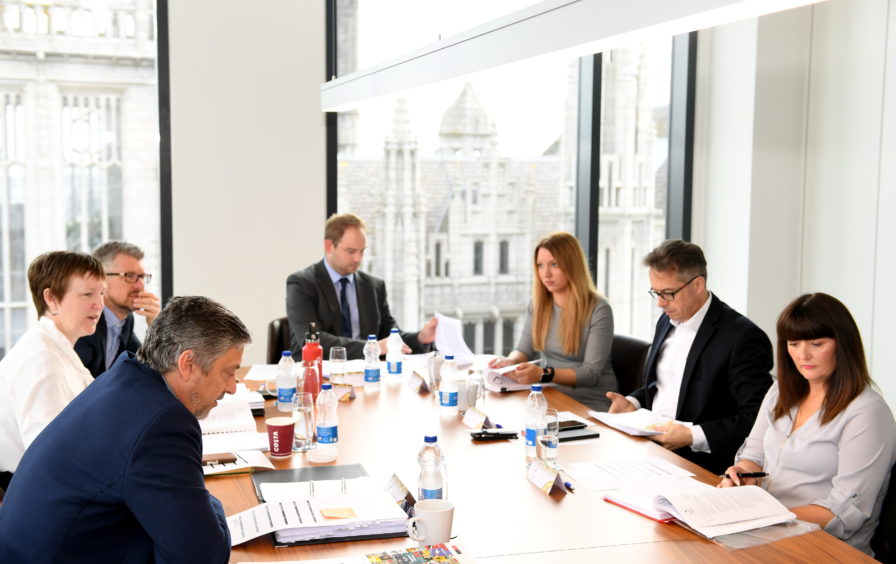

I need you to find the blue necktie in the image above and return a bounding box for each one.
[339,277,352,338]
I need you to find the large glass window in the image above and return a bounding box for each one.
[0,0,161,357]
[334,3,678,353]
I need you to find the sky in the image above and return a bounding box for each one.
[347,0,672,159]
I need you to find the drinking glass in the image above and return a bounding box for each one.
[291,392,315,452]
[329,346,347,382]
[536,409,560,467]
[466,369,486,412]
[427,352,443,394]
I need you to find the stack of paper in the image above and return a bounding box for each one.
[588,408,667,436]
[602,476,795,537]
[200,385,267,454]
[483,360,545,392]
[227,477,408,546]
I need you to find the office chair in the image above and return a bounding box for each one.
[610,334,651,396]
[871,463,896,563]
[267,317,293,364]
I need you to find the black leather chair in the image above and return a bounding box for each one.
[267,317,292,364]
[871,464,896,563]
[610,334,651,396]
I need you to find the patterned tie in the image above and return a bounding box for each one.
[339,277,352,338]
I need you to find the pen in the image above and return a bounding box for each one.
[720,472,768,479]
[564,481,576,492]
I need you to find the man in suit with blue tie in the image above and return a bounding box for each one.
[286,213,437,358]
[606,240,773,473]
[0,296,249,562]
[75,241,161,377]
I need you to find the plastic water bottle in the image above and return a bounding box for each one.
[363,334,381,392]
[386,328,403,376]
[417,435,447,500]
[524,384,548,461]
[439,355,458,417]
[316,382,338,446]
[276,351,296,413]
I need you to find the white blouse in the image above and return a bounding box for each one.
[0,316,93,473]
[737,380,896,555]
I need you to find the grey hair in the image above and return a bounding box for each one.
[93,241,145,266]
[137,296,252,374]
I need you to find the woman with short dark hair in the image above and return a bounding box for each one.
[719,293,896,556]
[0,251,105,489]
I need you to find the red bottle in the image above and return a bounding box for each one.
[302,322,323,400]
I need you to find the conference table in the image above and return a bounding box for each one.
[209,369,876,563]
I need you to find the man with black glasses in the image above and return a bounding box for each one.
[75,241,161,377]
[606,240,773,473]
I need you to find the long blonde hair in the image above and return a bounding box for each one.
[531,232,598,356]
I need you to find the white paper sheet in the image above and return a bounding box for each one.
[244,364,279,381]
[433,312,475,366]
[202,432,269,455]
[565,456,694,491]
[483,359,545,392]
[588,408,669,436]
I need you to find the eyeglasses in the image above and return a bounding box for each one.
[647,274,701,302]
[106,272,152,284]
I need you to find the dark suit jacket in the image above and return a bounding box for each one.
[0,355,230,563]
[74,310,142,378]
[630,295,773,473]
[286,260,429,358]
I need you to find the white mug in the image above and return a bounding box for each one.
[407,499,454,546]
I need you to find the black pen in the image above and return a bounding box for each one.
[719,472,768,479]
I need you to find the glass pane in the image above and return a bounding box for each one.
[337,4,577,355]
[11,307,26,343]
[0,0,162,361]
[502,319,515,356]
[598,39,672,340]
[348,0,542,76]
[0,309,5,358]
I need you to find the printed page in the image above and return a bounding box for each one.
[200,391,258,435]
[433,312,475,366]
[656,485,795,538]
[588,409,667,436]
[244,364,278,381]
[565,456,694,491]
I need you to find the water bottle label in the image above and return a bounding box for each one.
[364,368,381,383]
[439,391,458,408]
[277,387,296,405]
[420,487,443,500]
[317,425,338,444]
[387,360,402,374]
[525,426,544,447]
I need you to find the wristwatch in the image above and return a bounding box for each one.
[541,366,554,384]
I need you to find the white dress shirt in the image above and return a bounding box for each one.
[628,292,713,452]
[0,316,93,473]
[323,258,360,339]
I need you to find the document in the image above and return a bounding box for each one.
[565,456,694,491]
[483,359,544,392]
[244,364,278,381]
[588,408,668,436]
[603,477,712,522]
[202,450,275,476]
[227,476,408,546]
[655,485,796,538]
[433,312,475,366]
[200,385,261,435]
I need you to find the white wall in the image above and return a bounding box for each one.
[166,1,326,363]
[694,0,896,408]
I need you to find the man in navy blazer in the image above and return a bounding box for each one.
[607,240,772,473]
[0,296,250,563]
[75,241,161,377]
[286,213,437,358]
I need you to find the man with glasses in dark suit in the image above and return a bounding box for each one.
[606,240,773,473]
[75,241,161,377]
[286,213,437,358]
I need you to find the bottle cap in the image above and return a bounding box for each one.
[321,382,333,390]
[281,350,291,357]
[423,435,438,443]
[445,355,454,360]
[530,384,543,392]
[367,334,376,340]
[390,328,399,334]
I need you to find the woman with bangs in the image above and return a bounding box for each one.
[489,232,618,411]
[719,293,896,556]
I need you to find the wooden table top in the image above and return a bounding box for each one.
[209,371,875,563]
